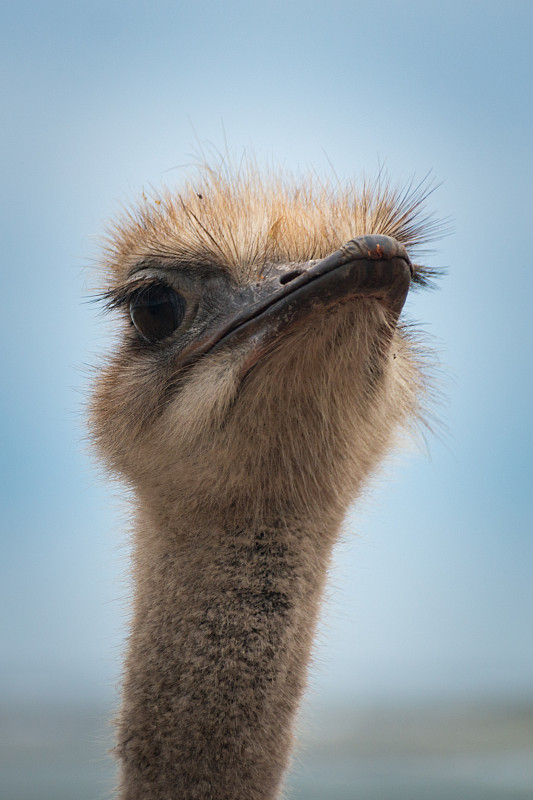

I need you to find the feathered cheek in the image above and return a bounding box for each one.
[158,345,247,451]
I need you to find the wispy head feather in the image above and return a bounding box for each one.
[100,159,447,290]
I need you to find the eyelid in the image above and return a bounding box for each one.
[102,276,173,311]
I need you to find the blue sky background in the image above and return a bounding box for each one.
[1,0,532,709]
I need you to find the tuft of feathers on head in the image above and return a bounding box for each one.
[98,158,447,292]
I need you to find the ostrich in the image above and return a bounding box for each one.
[90,162,438,800]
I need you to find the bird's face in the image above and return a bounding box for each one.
[91,233,418,519]
[110,234,411,370]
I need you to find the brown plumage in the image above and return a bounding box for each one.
[90,161,440,800]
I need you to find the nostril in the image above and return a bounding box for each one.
[279,269,303,285]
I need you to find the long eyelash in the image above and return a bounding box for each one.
[98,280,168,312]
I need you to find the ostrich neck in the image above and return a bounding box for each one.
[117,499,343,800]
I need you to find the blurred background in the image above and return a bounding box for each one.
[2,1,532,798]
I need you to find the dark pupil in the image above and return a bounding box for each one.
[129,285,186,343]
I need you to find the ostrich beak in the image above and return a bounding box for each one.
[182,234,413,369]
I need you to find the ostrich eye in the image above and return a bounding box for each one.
[129,285,186,343]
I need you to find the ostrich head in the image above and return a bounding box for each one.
[90,163,436,528]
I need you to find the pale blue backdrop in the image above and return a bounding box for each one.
[2,0,532,716]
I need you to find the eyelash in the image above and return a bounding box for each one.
[101,280,167,313]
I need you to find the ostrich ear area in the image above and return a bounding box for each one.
[180,234,413,370]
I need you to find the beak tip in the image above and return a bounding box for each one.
[342,235,411,266]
